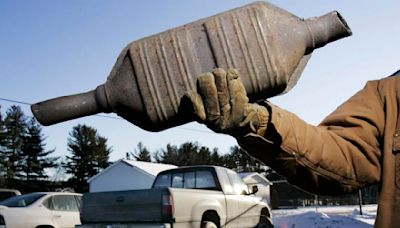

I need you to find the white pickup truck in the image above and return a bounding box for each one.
[78,165,272,228]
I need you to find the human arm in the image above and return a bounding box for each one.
[185,68,385,195]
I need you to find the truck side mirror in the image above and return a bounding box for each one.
[251,185,259,194]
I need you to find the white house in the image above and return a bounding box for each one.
[239,172,272,205]
[88,159,177,192]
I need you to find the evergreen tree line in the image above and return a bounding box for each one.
[0,105,267,193]
[0,105,111,193]
[127,142,268,173]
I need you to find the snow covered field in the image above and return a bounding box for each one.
[272,204,377,228]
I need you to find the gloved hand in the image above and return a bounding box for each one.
[184,68,270,138]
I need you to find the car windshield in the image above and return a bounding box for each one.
[0,193,46,207]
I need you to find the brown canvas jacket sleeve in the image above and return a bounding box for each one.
[238,80,385,195]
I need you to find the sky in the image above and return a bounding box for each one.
[1,0,400,162]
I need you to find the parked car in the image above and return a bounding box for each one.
[78,165,273,228]
[0,189,21,202]
[0,192,82,228]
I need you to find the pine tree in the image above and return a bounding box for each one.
[155,144,179,165]
[197,146,212,165]
[210,148,224,166]
[64,124,111,193]
[0,106,6,182]
[177,142,199,166]
[20,118,59,181]
[1,106,27,181]
[224,146,266,172]
[130,142,151,162]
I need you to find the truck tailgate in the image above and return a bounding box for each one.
[81,188,171,223]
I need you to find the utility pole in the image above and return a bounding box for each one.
[358,189,363,215]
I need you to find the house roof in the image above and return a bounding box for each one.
[122,160,177,176]
[88,159,177,183]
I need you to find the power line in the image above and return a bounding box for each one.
[0,98,31,106]
[93,114,124,121]
[0,98,132,121]
[0,97,216,134]
[177,127,215,134]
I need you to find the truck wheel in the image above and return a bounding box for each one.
[201,211,220,228]
[255,208,273,228]
[256,218,273,228]
[202,221,218,228]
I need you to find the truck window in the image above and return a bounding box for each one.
[196,171,216,189]
[172,173,184,188]
[154,169,219,190]
[153,173,171,188]
[227,170,249,195]
[184,172,195,189]
[219,170,235,194]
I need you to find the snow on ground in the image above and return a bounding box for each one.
[272,204,377,228]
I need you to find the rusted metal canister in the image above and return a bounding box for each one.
[31,1,352,131]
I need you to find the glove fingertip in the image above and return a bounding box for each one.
[227,68,240,80]
[212,68,227,77]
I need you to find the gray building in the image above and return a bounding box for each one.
[88,159,177,192]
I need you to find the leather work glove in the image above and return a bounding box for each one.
[184,68,270,138]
